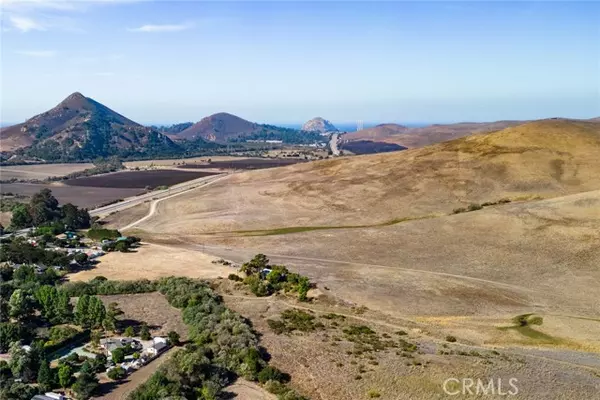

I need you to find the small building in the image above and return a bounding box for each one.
[116,236,129,242]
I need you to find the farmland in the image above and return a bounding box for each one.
[64,169,217,189]
[1,183,142,209]
[0,163,93,180]
[178,158,307,171]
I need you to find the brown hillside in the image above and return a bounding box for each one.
[0,92,177,159]
[135,119,600,233]
[344,120,525,148]
[177,112,259,141]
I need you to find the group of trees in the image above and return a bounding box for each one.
[130,276,307,400]
[10,189,90,231]
[239,254,312,301]
[74,295,106,329]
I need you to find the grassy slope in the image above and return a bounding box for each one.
[134,119,600,234]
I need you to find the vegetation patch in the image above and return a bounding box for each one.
[267,309,325,335]
[239,254,312,301]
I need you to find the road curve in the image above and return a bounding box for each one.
[119,174,229,231]
[89,173,226,218]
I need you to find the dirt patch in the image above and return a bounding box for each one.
[224,379,276,400]
[98,292,187,338]
[64,169,217,189]
[67,243,234,281]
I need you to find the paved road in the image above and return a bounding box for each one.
[329,133,340,156]
[119,174,229,231]
[89,173,227,217]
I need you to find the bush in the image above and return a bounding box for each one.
[467,203,483,212]
[87,228,121,240]
[227,274,243,282]
[257,366,289,384]
[445,335,457,343]
[452,207,467,214]
[368,389,381,398]
[107,366,126,380]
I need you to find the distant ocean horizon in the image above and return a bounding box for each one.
[277,122,430,132]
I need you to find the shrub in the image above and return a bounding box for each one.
[257,366,289,384]
[86,228,121,241]
[467,203,483,212]
[445,335,457,343]
[452,207,467,214]
[107,366,126,381]
[228,273,243,282]
[167,331,180,346]
[368,389,381,398]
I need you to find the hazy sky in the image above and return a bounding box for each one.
[1,1,598,125]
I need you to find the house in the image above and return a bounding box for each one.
[32,393,66,400]
[145,337,168,357]
[101,337,142,354]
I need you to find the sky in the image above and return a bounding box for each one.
[1,0,599,125]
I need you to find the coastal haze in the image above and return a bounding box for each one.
[1,1,599,400]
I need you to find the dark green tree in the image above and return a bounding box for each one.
[10,204,32,229]
[111,347,125,363]
[167,331,180,346]
[37,359,56,392]
[140,323,151,340]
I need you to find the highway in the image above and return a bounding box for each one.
[0,173,228,239]
[89,173,227,217]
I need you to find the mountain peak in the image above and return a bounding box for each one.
[302,117,338,133]
[58,91,90,109]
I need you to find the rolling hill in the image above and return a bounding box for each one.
[342,120,525,149]
[175,112,323,144]
[133,118,600,233]
[0,92,181,161]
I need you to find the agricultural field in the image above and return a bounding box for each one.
[178,158,307,171]
[1,183,142,208]
[64,169,216,189]
[0,163,93,180]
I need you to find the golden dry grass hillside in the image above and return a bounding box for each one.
[133,119,600,234]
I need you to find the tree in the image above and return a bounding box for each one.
[124,326,134,337]
[140,323,151,340]
[240,253,269,276]
[72,361,99,400]
[75,295,106,328]
[114,241,129,252]
[103,302,122,333]
[9,341,41,383]
[61,203,91,230]
[92,353,107,373]
[167,331,180,346]
[8,289,33,321]
[111,347,125,363]
[0,323,27,353]
[90,330,102,347]
[37,359,56,392]
[74,252,88,265]
[10,204,32,229]
[58,363,73,388]
[107,366,126,381]
[132,351,140,360]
